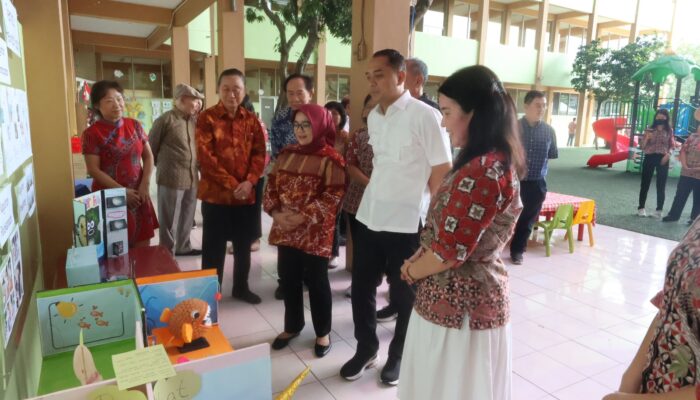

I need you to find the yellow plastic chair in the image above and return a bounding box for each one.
[533,204,574,257]
[571,200,595,247]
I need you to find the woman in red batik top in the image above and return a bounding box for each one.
[82,80,158,247]
[398,66,525,400]
[263,104,345,358]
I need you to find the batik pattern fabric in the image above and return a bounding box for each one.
[642,219,700,393]
[342,127,374,215]
[263,146,346,258]
[413,151,523,330]
[195,102,266,206]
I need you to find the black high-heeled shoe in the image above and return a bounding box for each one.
[272,332,299,350]
[314,336,332,358]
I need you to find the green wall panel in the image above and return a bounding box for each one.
[414,33,478,77]
[486,44,537,85]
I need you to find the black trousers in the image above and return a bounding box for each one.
[350,219,419,360]
[638,153,669,211]
[253,177,265,240]
[331,211,342,258]
[510,179,547,255]
[201,201,256,291]
[278,246,332,337]
[666,175,700,221]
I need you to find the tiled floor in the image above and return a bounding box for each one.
[169,212,676,400]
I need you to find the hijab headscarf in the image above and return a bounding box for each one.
[291,104,336,154]
[280,103,344,168]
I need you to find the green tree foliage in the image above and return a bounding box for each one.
[246,0,352,110]
[673,43,700,102]
[571,37,663,116]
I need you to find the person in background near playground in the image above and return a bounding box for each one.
[637,108,675,219]
[663,108,700,225]
[509,90,558,266]
[567,117,577,147]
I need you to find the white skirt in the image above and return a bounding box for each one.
[398,310,512,400]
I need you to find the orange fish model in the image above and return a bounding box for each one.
[159,298,212,347]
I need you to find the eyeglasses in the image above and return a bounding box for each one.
[293,122,312,131]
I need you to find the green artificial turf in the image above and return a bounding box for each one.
[37,339,135,395]
[546,147,692,242]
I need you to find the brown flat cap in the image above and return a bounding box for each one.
[174,84,204,100]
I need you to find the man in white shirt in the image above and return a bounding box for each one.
[340,49,452,386]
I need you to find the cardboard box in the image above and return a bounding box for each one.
[66,245,101,287]
[73,191,105,260]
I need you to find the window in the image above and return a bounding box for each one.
[552,92,579,116]
[325,73,350,103]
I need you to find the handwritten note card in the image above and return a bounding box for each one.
[153,370,202,400]
[112,345,176,391]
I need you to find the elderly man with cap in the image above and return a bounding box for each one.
[149,83,204,256]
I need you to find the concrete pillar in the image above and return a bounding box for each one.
[61,0,78,137]
[576,0,599,146]
[348,0,410,131]
[217,0,245,71]
[171,25,190,87]
[668,0,679,48]
[629,0,641,43]
[204,55,218,108]
[551,17,561,53]
[190,60,202,92]
[16,0,76,288]
[534,0,550,89]
[443,0,455,37]
[501,8,512,45]
[477,0,490,64]
[314,33,327,104]
[544,88,555,123]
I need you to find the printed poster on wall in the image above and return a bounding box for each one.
[0,87,32,176]
[0,184,13,247]
[24,163,35,216]
[1,227,23,347]
[0,38,10,85]
[1,0,21,56]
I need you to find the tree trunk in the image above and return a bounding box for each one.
[295,22,319,77]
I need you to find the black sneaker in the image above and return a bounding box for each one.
[662,216,678,222]
[380,356,401,386]
[511,253,523,265]
[274,284,284,300]
[232,289,262,304]
[340,353,379,381]
[376,305,397,322]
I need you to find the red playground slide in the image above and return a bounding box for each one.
[586,117,632,167]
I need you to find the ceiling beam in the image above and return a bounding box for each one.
[68,0,172,26]
[174,0,216,27]
[147,27,171,50]
[598,20,630,29]
[508,1,540,11]
[72,30,147,49]
[94,45,170,60]
[556,11,589,20]
[147,0,215,50]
